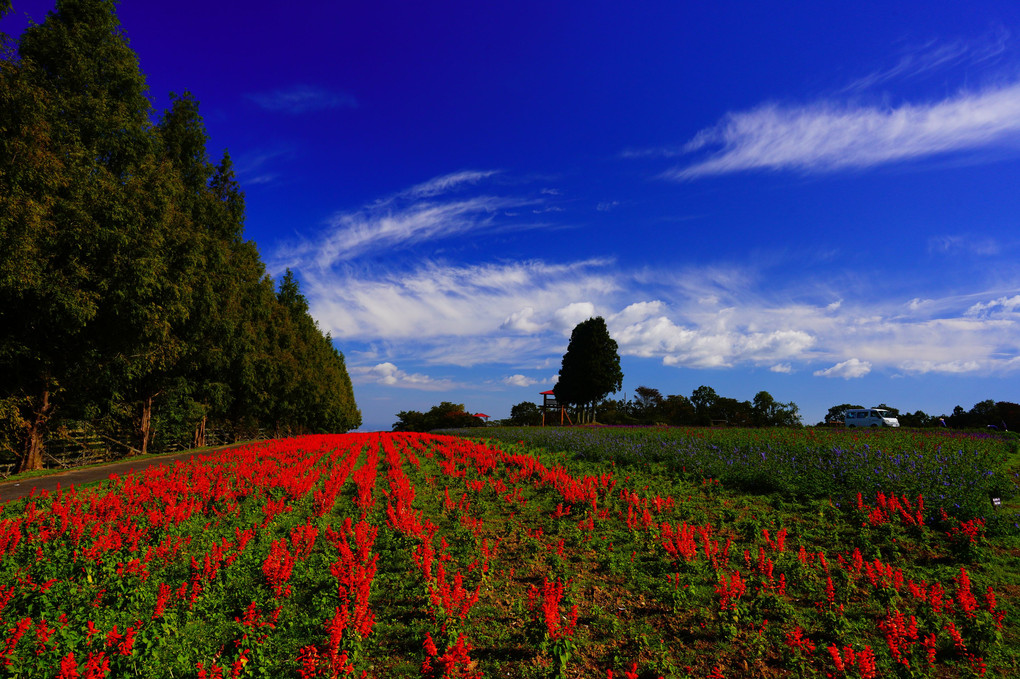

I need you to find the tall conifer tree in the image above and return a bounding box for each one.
[2,0,359,469]
[553,317,623,424]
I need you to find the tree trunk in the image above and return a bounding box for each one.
[137,395,153,456]
[192,415,207,449]
[18,387,52,473]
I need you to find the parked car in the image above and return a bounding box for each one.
[844,408,900,427]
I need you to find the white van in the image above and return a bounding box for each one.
[844,408,900,428]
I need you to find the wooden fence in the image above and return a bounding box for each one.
[0,426,266,479]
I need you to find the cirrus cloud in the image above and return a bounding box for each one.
[665,81,1020,179]
[247,85,357,114]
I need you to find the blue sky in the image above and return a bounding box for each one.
[5,1,1020,430]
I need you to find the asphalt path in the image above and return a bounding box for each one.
[0,443,254,503]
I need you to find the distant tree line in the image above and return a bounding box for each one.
[505,384,801,427]
[0,0,360,471]
[595,385,801,427]
[392,402,484,432]
[824,401,1020,430]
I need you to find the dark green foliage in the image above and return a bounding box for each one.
[822,400,1018,430]
[898,410,934,427]
[824,403,864,425]
[0,0,359,470]
[660,393,695,425]
[392,402,483,432]
[595,386,801,427]
[751,390,800,427]
[553,317,623,423]
[508,401,542,426]
[949,400,1019,431]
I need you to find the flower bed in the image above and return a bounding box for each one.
[0,432,1014,677]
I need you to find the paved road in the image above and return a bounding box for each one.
[0,444,252,503]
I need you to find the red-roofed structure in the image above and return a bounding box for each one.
[540,389,572,426]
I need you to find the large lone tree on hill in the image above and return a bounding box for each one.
[553,316,623,424]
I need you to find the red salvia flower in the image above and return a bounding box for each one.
[57,651,80,679]
[296,645,321,679]
[34,618,54,655]
[783,627,815,657]
[83,650,110,679]
[827,645,845,672]
[118,624,137,656]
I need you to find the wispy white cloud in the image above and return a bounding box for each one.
[248,85,357,114]
[278,176,1020,384]
[349,362,456,390]
[233,146,293,186]
[665,81,1020,179]
[897,359,982,374]
[502,374,538,387]
[271,170,544,270]
[397,170,500,200]
[814,358,873,379]
[928,234,1002,257]
[420,336,550,369]
[301,258,617,342]
[841,29,1010,93]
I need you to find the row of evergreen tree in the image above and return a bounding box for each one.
[1,0,360,471]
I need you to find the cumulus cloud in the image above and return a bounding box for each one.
[611,301,666,326]
[965,294,1020,316]
[814,358,873,379]
[275,175,1020,384]
[501,307,544,333]
[553,302,598,331]
[349,362,455,390]
[248,85,357,113]
[308,255,1020,378]
[666,81,1020,179]
[302,259,616,343]
[614,313,816,369]
[502,374,538,387]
